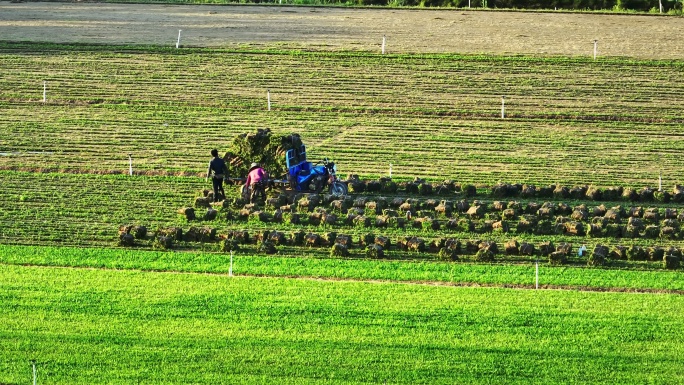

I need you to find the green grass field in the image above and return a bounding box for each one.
[2,244,683,290]
[2,264,683,384]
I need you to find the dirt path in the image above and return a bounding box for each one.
[1,1,683,59]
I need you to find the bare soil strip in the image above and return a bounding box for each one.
[6,262,683,295]
[1,2,683,59]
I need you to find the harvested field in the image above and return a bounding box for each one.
[2,3,684,59]
[4,169,684,276]
[2,43,684,185]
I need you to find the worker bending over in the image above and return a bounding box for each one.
[245,162,267,203]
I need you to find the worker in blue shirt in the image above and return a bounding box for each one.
[206,149,228,202]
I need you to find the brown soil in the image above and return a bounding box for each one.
[1,2,682,59]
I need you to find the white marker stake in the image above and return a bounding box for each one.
[382,35,386,55]
[128,154,133,176]
[32,361,37,385]
[176,29,182,49]
[593,40,598,60]
[267,89,271,111]
[501,96,506,119]
[229,251,234,277]
[389,163,392,179]
[535,261,539,289]
[659,173,662,192]
[42,81,46,103]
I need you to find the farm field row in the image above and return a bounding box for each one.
[4,171,684,273]
[1,169,683,240]
[0,171,202,247]
[2,263,683,385]
[4,103,683,185]
[2,244,683,291]
[2,43,684,185]
[3,103,683,185]
[3,45,681,115]
[4,4,684,60]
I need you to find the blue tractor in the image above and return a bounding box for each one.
[285,145,347,196]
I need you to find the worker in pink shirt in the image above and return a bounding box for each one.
[245,162,267,203]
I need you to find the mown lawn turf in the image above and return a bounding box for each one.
[1,245,683,291]
[1,264,683,384]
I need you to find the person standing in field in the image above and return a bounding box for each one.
[206,149,228,202]
[245,162,267,203]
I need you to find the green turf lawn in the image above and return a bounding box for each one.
[1,245,683,291]
[1,263,683,384]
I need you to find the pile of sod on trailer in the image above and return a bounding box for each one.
[223,129,303,179]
